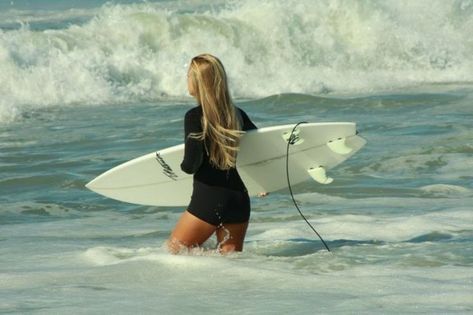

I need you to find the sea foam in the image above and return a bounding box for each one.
[1,0,473,122]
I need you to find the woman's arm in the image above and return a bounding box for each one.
[180,110,204,174]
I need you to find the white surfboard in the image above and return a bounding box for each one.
[86,123,366,206]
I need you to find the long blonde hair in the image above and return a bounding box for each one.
[188,54,243,170]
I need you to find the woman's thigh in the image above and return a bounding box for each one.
[168,210,216,253]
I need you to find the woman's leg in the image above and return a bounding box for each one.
[216,221,249,253]
[168,210,216,254]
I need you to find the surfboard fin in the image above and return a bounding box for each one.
[308,166,333,184]
[327,137,352,155]
[282,129,304,145]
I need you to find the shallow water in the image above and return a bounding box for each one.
[1,1,473,314]
[2,90,473,314]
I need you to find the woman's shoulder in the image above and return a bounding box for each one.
[185,106,203,119]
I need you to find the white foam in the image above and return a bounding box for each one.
[0,98,19,123]
[420,184,471,196]
[293,192,347,204]
[249,208,473,243]
[82,246,131,266]
[81,245,245,272]
[362,152,473,181]
[1,0,473,122]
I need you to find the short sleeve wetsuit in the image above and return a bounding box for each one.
[180,106,257,226]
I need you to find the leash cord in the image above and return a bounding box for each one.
[286,122,331,252]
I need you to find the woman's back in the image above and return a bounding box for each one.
[180,105,257,191]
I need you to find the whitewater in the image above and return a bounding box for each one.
[1,0,472,314]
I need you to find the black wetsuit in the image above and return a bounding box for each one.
[180,106,257,226]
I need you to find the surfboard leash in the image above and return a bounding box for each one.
[286,122,331,252]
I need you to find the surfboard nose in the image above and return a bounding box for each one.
[85,178,95,191]
[85,175,105,193]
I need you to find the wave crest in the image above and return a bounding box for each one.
[1,0,473,121]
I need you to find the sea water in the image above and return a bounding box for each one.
[1,0,472,314]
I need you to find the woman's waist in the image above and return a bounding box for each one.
[194,169,246,192]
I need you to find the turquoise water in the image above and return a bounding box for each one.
[1,1,473,314]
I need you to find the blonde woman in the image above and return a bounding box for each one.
[168,54,257,254]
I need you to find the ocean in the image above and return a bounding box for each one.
[1,0,472,314]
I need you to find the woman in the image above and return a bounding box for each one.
[168,54,257,254]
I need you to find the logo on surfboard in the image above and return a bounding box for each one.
[155,152,178,181]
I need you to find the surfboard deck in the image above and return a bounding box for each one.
[86,122,366,206]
